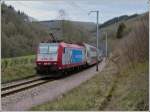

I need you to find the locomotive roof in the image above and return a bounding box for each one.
[39,43,58,45]
[60,42,84,49]
[39,42,84,49]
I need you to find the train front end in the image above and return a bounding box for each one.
[36,43,59,73]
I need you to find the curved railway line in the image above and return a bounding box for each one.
[1,75,54,97]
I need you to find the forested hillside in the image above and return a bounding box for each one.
[38,20,94,43]
[1,3,92,58]
[1,3,50,58]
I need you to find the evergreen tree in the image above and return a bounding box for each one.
[116,22,126,39]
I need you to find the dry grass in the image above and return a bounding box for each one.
[111,13,148,71]
[30,60,148,111]
[103,62,148,111]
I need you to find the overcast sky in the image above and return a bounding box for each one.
[4,0,148,23]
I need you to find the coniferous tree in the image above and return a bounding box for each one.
[116,22,126,39]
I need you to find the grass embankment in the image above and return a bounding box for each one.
[31,61,148,111]
[1,55,36,84]
[101,62,149,110]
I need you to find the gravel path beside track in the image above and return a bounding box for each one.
[2,59,107,111]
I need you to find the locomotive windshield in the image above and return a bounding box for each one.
[39,46,49,54]
[37,43,58,61]
[48,46,58,54]
[39,43,58,54]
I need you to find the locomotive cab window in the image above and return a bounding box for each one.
[39,43,58,54]
[48,45,58,54]
[39,46,49,54]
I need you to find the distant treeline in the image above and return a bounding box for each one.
[99,14,138,28]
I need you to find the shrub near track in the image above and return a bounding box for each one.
[1,55,35,70]
[1,55,36,84]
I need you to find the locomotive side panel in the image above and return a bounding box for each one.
[61,47,85,69]
[62,47,71,65]
[71,49,84,64]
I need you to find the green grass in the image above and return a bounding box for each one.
[1,55,35,71]
[30,61,148,111]
[1,55,36,84]
[1,64,36,84]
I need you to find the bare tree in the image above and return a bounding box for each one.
[115,16,148,71]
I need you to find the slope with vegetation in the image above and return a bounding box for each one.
[31,61,148,111]
[31,12,149,110]
[2,4,93,58]
[1,3,50,58]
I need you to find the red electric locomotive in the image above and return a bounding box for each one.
[36,40,103,75]
[36,42,86,73]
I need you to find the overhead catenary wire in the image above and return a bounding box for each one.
[64,1,94,22]
[7,1,96,22]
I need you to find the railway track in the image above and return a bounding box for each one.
[1,60,104,98]
[1,75,54,97]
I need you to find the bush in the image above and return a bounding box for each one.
[116,22,126,39]
[1,55,35,71]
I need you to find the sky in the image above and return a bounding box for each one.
[3,0,149,23]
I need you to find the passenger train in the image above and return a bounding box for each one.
[36,42,102,74]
